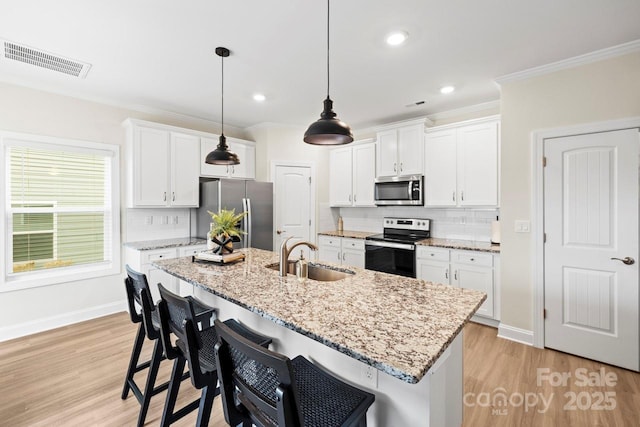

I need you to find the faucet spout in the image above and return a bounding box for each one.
[279,237,318,276]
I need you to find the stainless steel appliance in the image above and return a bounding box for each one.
[374,175,423,206]
[196,179,273,250]
[365,217,430,277]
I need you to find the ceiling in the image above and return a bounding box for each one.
[1,0,639,130]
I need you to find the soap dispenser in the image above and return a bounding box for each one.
[295,250,308,282]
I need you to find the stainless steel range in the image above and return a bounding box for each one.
[365,217,431,278]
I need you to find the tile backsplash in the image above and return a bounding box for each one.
[334,206,499,242]
[125,208,192,242]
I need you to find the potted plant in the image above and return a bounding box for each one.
[207,208,246,254]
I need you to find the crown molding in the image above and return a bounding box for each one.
[495,39,640,85]
[425,100,500,123]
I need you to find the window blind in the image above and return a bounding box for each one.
[8,144,113,274]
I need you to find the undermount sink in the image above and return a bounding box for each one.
[265,262,355,282]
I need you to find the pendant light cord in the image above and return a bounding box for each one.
[326,0,330,98]
[221,51,225,136]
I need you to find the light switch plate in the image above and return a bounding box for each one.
[514,220,530,233]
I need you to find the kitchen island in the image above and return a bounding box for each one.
[153,248,485,426]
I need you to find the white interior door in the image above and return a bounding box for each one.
[274,165,313,260]
[544,128,639,371]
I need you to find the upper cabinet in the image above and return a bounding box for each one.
[329,140,376,207]
[125,119,200,208]
[376,119,426,178]
[200,137,256,179]
[425,116,500,207]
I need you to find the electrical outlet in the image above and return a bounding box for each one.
[360,364,378,389]
[173,215,179,224]
[144,216,153,225]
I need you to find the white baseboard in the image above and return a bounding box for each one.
[497,323,534,346]
[0,299,127,342]
[471,315,499,328]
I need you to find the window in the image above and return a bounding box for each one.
[1,132,120,290]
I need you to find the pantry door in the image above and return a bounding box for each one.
[272,163,314,259]
[544,128,639,371]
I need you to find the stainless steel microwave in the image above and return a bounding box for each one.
[374,175,424,206]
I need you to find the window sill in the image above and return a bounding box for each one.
[1,262,121,293]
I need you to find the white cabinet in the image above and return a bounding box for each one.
[416,246,499,321]
[329,141,376,207]
[425,117,499,207]
[317,236,365,268]
[124,243,207,301]
[200,137,256,179]
[376,120,425,178]
[125,119,200,208]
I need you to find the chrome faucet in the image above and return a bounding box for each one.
[279,236,318,276]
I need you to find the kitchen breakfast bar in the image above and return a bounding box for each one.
[153,248,486,426]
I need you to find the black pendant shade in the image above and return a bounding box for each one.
[304,0,352,146]
[205,46,240,165]
[304,97,353,145]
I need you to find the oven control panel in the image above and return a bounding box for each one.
[383,217,430,231]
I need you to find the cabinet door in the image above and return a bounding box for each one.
[425,129,458,206]
[228,139,256,179]
[342,248,364,268]
[147,266,178,302]
[397,125,424,176]
[171,133,200,207]
[452,263,494,317]
[352,143,376,206]
[329,147,353,206]
[200,137,230,178]
[133,126,170,206]
[457,122,498,206]
[417,260,450,285]
[318,245,342,264]
[376,129,398,177]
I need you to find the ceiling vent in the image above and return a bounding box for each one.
[2,40,91,78]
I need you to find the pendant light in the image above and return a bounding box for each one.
[205,47,240,165]
[303,0,353,145]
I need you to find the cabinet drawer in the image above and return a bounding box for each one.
[451,250,493,267]
[142,248,177,264]
[416,246,450,261]
[341,238,364,251]
[178,245,208,257]
[318,235,341,248]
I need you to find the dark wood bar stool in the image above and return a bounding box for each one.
[121,265,176,427]
[157,283,272,427]
[214,318,376,427]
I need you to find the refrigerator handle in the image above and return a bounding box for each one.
[242,198,251,249]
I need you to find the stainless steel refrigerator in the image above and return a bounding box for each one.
[195,179,273,251]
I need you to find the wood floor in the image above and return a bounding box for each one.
[0,313,638,426]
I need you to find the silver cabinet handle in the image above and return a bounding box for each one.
[338,252,341,260]
[452,191,456,202]
[349,194,352,202]
[400,162,403,172]
[454,270,458,280]
[354,194,357,202]
[163,192,167,201]
[231,165,235,174]
[445,269,448,279]
[172,192,175,201]
[611,257,635,265]
[393,163,397,172]
[461,191,464,201]
[342,253,346,261]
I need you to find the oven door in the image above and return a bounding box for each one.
[365,240,416,278]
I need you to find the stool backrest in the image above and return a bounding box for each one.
[214,319,303,427]
[157,283,209,388]
[124,264,158,340]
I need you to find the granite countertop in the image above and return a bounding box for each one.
[153,248,486,384]
[416,238,501,253]
[319,230,501,253]
[124,237,207,251]
[318,230,375,239]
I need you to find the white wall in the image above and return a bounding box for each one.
[0,82,246,340]
[499,52,640,331]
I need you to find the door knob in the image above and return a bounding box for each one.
[611,257,635,265]
[276,230,283,235]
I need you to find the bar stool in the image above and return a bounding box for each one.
[214,318,376,427]
[121,265,175,427]
[157,283,272,427]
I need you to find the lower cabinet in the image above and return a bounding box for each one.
[124,243,207,301]
[416,246,500,321]
[317,235,365,269]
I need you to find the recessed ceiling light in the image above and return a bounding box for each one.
[386,31,408,46]
[253,93,266,102]
[440,86,455,94]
